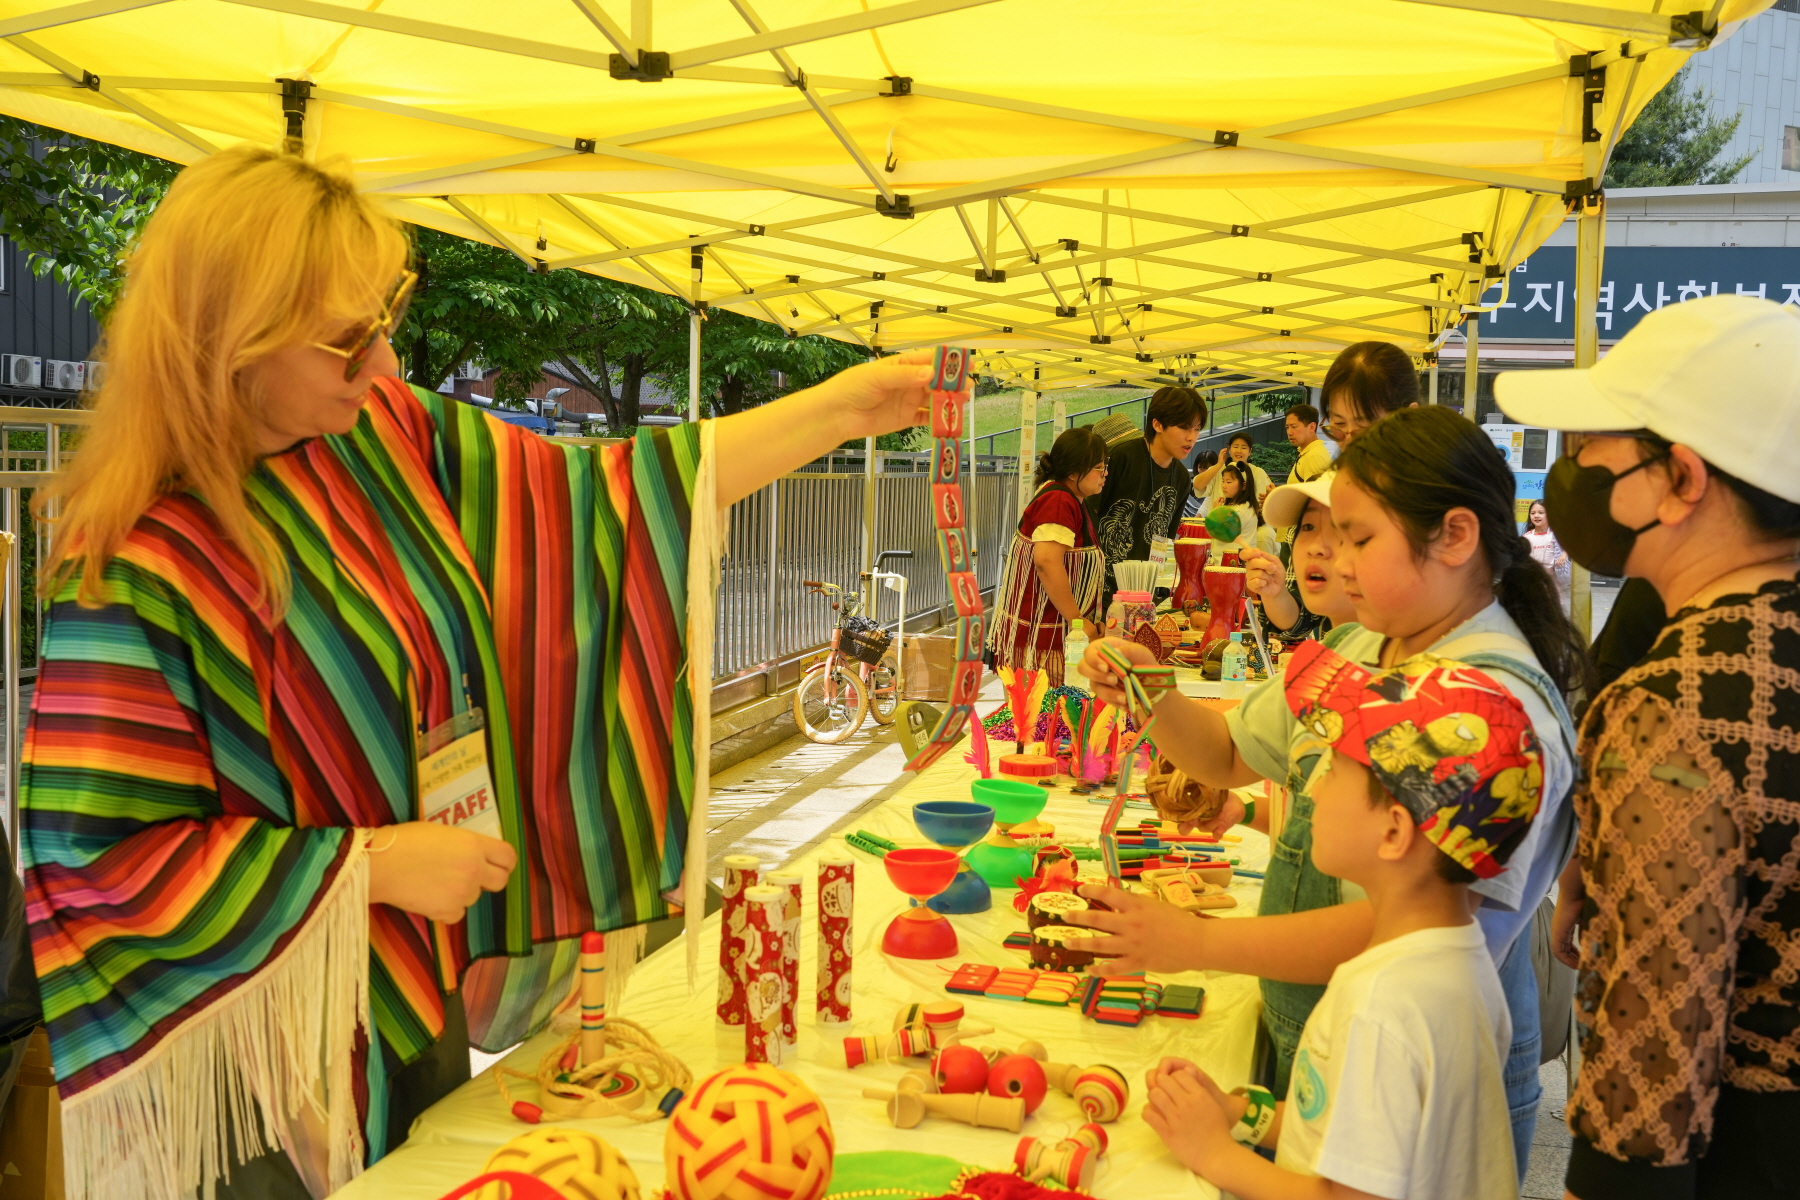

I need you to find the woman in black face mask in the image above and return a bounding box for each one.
[1495,294,1800,1200]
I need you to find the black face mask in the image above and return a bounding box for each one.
[1544,452,1665,577]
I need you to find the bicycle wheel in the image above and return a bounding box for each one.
[793,662,869,744]
[865,648,901,725]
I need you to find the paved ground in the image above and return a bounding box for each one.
[1527,1059,1575,1198]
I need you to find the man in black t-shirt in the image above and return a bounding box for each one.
[1086,386,1205,601]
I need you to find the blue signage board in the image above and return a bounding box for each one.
[1478,246,1800,340]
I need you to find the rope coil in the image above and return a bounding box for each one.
[494,1017,692,1122]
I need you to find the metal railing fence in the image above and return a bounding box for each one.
[711,457,1018,683]
[0,408,88,861]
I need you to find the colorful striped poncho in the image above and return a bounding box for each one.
[21,378,716,1200]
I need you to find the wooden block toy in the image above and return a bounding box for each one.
[949,570,982,615]
[931,483,964,528]
[1157,984,1206,1019]
[953,612,984,661]
[936,527,972,575]
[932,440,961,485]
[931,345,971,394]
[930,389,965,439]
[949,659,982,706]
[946,964,998,995]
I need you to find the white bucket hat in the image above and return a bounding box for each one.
[1263,469,1335,528]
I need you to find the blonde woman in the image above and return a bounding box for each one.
[22,146,951,1200]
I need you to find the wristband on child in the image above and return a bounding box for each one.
[1230,1085,1276,1145]
[1242,799,1257,827]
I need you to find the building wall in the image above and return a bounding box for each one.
[1685,3,1800,184]
[1539,182,1800,247]
[0,237,101,402]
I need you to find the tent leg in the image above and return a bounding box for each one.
[688,311,701,422]
[863,435,877,576]
[689,243,703,423]
[1428,359,1438,406]
[1569,194,1606,643]
[1016,388,1039,517]
[1463,315,1479,419]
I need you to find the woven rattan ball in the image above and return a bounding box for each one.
[479,1126,641,1200]
[664,1064,835,1200]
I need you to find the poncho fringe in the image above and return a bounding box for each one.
[64,833,372,1200]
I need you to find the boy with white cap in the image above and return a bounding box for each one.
[1494,294,1800,1200]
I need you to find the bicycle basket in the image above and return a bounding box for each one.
[840,617,891,667]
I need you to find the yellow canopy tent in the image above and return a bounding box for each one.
[0,0,1769,392]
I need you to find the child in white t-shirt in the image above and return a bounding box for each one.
[1142,640,1538,1200]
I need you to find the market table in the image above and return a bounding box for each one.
[332,693,1269,1200]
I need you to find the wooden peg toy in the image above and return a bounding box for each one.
[862,1087,1026,1133]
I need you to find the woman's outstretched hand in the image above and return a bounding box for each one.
[811,349,971,442]
[367,821,518,924]
[713,349,972,506]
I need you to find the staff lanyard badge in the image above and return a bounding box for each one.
[417,707,501,839]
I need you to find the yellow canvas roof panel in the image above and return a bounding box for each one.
[0,0,1768,388]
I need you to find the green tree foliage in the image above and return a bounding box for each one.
[0,123,871,432]
[668,306,869,416]
[395,227,689,432]
[0,118,179,318]
[395,233,868,433]
[1252,386,1308,418]
[1249,439,1299,482]
[1604,67,1755,188]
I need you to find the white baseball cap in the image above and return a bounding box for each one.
[1263,469,1335,527]
[1494,294,1800,503]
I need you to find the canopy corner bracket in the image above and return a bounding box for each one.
[610,50,671,81]
[876,194,914,219]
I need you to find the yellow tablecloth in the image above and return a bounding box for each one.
[331,745,1270,1200]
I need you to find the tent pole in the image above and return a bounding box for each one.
[863,435,877,576]
[1570,194,1606,642]
[966,390,978,566]
[1463,307,1479,419]
[688,242,703,423]
[1428,357,1438,405]
[1017,384,1038,518]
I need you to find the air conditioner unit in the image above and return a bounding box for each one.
[84,360,106,391]
[3,355,40,388]
[45,360,85,391]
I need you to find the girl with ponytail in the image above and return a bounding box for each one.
[1069,405,1580,1182]
[988,426,1109,683]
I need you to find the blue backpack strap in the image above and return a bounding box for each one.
[1455,647,1580,876]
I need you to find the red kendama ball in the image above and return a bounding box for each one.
[987,1054,1049,1114]
[933,1044,990,1094]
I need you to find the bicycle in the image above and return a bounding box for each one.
[793,551,911,745]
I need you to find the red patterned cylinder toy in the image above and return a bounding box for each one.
[766,869,803,1048]
[741,885,787,1065]
[815,853,853,1024]
[716,854,761,1026]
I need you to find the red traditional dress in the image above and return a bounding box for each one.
[987,484,1104,684]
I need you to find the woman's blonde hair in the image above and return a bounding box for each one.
[38,145,409,611]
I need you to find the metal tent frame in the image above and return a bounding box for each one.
[0,0,1758,395]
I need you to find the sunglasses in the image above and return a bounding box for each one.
[310,270,417,382]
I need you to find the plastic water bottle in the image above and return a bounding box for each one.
[1221,632,1249,699]
[1065,624,1089,681]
